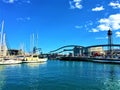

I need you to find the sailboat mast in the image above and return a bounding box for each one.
[30,33,34,54]
[32,33,34,51]
[36,34,38,48]
[3,33,6,45]
[3,33,7,56]
[0,20,4,56]
[1,20,4,45]
[30,33,39,54]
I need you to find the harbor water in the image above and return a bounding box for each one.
[1,60,120,90]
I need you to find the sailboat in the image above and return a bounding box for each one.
[0,20,22,65]
[23,34,47,63]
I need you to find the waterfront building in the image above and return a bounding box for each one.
[69,52,74,57]
[73,46,83,56]
[8,49,24,56]
[89,47,105,56]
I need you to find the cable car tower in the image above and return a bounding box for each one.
[107,29,112,58]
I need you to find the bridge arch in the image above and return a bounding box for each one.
[86,44,120,48]
[50,45,84,53]
[49,44,120,56]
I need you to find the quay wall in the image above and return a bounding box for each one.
[59,56,120,64]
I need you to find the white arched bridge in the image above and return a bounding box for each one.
[49,44,120,55]
[50,45,84,54]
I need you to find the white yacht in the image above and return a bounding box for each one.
[0,58,22,65]
[22,33,48,63]
[0,20,22,65]
[23,54,47,63]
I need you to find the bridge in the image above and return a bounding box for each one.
[49,44,120,58]
[86,44,120,48]
[49,45,84,54]
[48,29,120,59]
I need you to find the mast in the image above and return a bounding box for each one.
[30,33,34,54]
[30,33,39,54]
[36,34,38,49]
[1,20,4,45]
[0,20,4,56]
[3,33,7,56]
[3,33,6,46]
[32,33,34,53]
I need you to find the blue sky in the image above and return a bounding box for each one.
[0,0,120,53]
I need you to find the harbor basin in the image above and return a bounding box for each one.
[0,60,120,90]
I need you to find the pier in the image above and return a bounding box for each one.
[59,56,120,64]
[48,29,120,64]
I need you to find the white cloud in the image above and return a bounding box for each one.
[97,24,110,31]
[92,6,104,11]
[22,0,31,4]
[16,17,31,22]
[75,25,82,29]
[99,18,110,24]
[90,29,99,32]
[69,0,82,9]
[92,13,120,32]
[115,31,120,37]
[2,0,31,4]
[108,14,120,30]
[2,0,17,4]
[109,1,120,9]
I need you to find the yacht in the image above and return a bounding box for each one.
[22,33,48,63]
[0,20,22,65]
[0,58,22,65]
[23,54,47,63]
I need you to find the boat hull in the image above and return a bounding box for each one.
[0,60,22,65]
[23,58,48,63]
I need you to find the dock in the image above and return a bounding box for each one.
[59,56,120,64]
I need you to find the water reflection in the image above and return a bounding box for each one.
[26,62,47,68]
[0,65,5,72]
[62,61,120,90]
[0,66,5,90]
[102,65,120,90]
[5,64,22,68]
[103,79,120,90]
[1,60,120,90]
[0,74,5,90]
[0,64,22,90]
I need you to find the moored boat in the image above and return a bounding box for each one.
[0,59,22,65]
[23,55,47,63]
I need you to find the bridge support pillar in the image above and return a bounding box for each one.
[84,48,89,57]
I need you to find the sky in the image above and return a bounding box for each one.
[0,0,120,53]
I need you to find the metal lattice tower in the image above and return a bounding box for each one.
[107,29,112,57]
